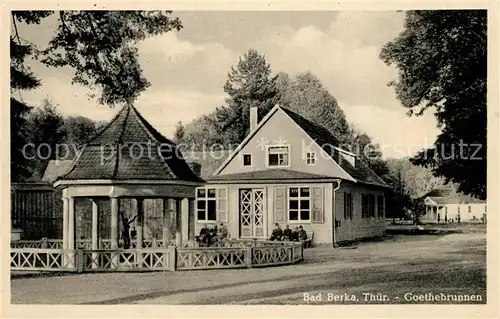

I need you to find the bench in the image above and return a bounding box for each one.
[302,231,314,248]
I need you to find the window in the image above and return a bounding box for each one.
[243,154,252,166]
[196,188,217,221]
[344,193,353,219]
[369,194,376,218]
[468,205,472,213]
[268,145,289,167]
[362,194,375,218]
[306,152,316,165]
[288,187,310,222]
[377,195,384,218]
[362,194,369,218]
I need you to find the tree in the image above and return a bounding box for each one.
[10,11,183,180]
[173,121,185,143]
[10,99,33,182]
[347,126,391,183]
[277,71,351,144]
[218,49,279,144]
[181,113,226,149]
[380,10,487,199]
[11,10,183,106]
[63,116,101,148]
[23,100,66,179]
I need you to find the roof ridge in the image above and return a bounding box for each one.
[129,104,175,144]
[117,104,131,144]
[86,105,127,145]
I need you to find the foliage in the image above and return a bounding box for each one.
[276,71,351,144]
[217,49,279,144]
[380,10,487,199]
[173,121,185,143]
[11,10,182,106]
[10,11,54,91]
[10,99,33,182]
[63,116,101,146]
[23,100,67,179]
[180,113,226,149]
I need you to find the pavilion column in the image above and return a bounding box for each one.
[162,198,173,247]
[62,197,69,267]
[181,198,189,244]
[136,198,144,249]
[110,197,119,268]
[91,198,99,269]
[175,199,182,247]
[67,197,76,268]
[188,198,195,244]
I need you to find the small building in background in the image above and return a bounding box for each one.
[421,188,486,223]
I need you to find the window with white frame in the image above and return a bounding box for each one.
[288,187,310,221]
[306,152,316,165]
[196,188,217,221]
[268,145,289,167]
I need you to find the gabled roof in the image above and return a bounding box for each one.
[208,168,339,183]
[58,104,202,183]
[212,105,388,188]
[280,107,388,188]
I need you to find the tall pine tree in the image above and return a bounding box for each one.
[217,49,279,144]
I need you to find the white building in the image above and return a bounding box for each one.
[422,188,486,223]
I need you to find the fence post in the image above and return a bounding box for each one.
[152,238,157,248]
[168,246,176,271]
[41,237,48,249]
[76,249,84,273]
[245,247,253,268]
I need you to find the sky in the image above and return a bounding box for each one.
[16,11,440,159]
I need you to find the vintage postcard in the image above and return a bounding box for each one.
[2,1,498,318]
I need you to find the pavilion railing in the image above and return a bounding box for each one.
[11,248,76,271]
[11,239,304,272]
[11,238,167,250]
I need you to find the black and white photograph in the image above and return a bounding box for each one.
[4,4,496,316]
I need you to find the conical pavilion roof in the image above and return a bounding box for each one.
[60,104,202,182]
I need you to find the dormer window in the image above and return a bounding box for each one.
[267,145,289,167]
[306,152,316,165]
[243,154,252,166]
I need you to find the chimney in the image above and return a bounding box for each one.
[250,107,258,131]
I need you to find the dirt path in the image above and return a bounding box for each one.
[10,233,486,304]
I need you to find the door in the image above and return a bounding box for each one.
[239,188,265,238]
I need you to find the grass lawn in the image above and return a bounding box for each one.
[10,233,486,305]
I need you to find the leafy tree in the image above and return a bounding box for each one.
[277,71,351,144]
[181,113,226,149]
[346,126,391,183]
[63,116,101,147]
[11,10,182,106]
[10,99,33,182]
[380,10,487,199]
[10,10,183,180]
[218,49,279,144]
[173,121,185,143]
[24,100,66,179]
